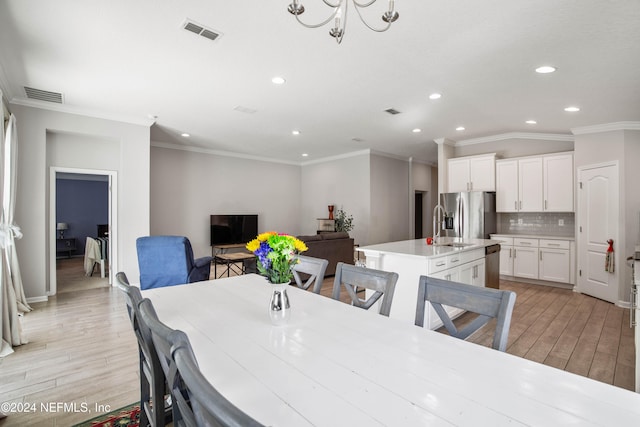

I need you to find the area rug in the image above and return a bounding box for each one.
[72,403,140,427]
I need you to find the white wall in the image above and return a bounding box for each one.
[574,129,640,303]
[150,145,302,257]
[300,152,370,245]
[369,154,410,245]
[624,131,640,252]
[11,104,150,299]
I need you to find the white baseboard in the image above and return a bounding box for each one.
[26,295,48,304]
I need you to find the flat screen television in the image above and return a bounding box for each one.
[210,214,258,246]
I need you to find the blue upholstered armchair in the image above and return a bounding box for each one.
[136,236,213,290]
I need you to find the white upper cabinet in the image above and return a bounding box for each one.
[543,153,574,212]
[447,154,496,193]
[496,157,542,212]
[496,152,574,213]
[496,160,518,212]
[518,157,543,212]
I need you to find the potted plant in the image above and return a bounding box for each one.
[335,209,354,233]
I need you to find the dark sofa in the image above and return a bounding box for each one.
[297,232,354,276]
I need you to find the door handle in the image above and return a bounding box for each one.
[540,251,542,261]
[519,200,522,210]
[509,248,512,258]
[513,249,516,258]
[545,200,548,210]
[515,201,517,210]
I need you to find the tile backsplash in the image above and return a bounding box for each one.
[497,213,575,237]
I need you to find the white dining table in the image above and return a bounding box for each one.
[142,274,640,426]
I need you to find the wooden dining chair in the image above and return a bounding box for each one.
[292,255,329,294]
[332,262,399,316]
[171,335,266,427]
[116,272,172,427]
[415,275,517,352]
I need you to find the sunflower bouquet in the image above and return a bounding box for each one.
[246,232,308,284]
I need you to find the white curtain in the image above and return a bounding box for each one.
[0,113,31,358]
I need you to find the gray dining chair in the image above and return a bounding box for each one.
[292,255,329,294]
[138,298,264,427]
[137,298,185,424]
[172,336,266,427]
[415,275,517,352]
[332,262,399,316]
[116,272,172,427]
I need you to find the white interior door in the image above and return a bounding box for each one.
[577,162,619,303]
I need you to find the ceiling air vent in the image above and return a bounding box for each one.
[24,87,63,103]
[384,108,401,115]
[183,19,222,42]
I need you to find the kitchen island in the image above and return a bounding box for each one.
[358,237,498,328]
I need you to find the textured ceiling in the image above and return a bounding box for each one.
[0,0,639,164]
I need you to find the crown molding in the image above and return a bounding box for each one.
[571,121,640,135]
[433,137,456,146]
[151,143,433,168]
[10,97,156,127]
[301,149,372,166]
[409,157,437,167]
[456,132,574,146]
[151,141,301,166]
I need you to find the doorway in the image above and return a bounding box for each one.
[49,167,118,295]
[414,191,429,239]
[576,161,619,304]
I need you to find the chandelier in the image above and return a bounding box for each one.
[287,0,399,44]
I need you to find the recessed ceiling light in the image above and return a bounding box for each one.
[535,66,556,74]
[272,76,286,85]
[564,106,580,112]
[181,133,190,137]
[456,126,465,131]
[292,130,300,135]
[412,128,422,133]
[301,153,309,157]
[525,120,537,125]
[429,93,442,100]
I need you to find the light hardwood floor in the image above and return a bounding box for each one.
[0,259,635,426]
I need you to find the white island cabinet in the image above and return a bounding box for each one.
[357,237,496,329]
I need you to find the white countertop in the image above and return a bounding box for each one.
[491,233,575,241]
[357,237,496,259]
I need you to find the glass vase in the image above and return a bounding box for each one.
[269,282,291,326]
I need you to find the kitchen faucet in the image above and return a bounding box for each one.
[433,204,445,244]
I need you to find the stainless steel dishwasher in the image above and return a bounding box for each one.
[485,244,500,288]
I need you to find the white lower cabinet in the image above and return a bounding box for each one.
[460,258,485,287]
[492,237,514,275]
[513,245,539,280]
[491,235,573,285]
[539,239,571,283]
[429,249,486,324]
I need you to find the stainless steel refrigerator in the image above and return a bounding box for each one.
[439,191,496,239]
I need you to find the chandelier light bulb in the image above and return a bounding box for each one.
[288,0,399,44]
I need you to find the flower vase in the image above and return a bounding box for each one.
[269,282,291,326]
